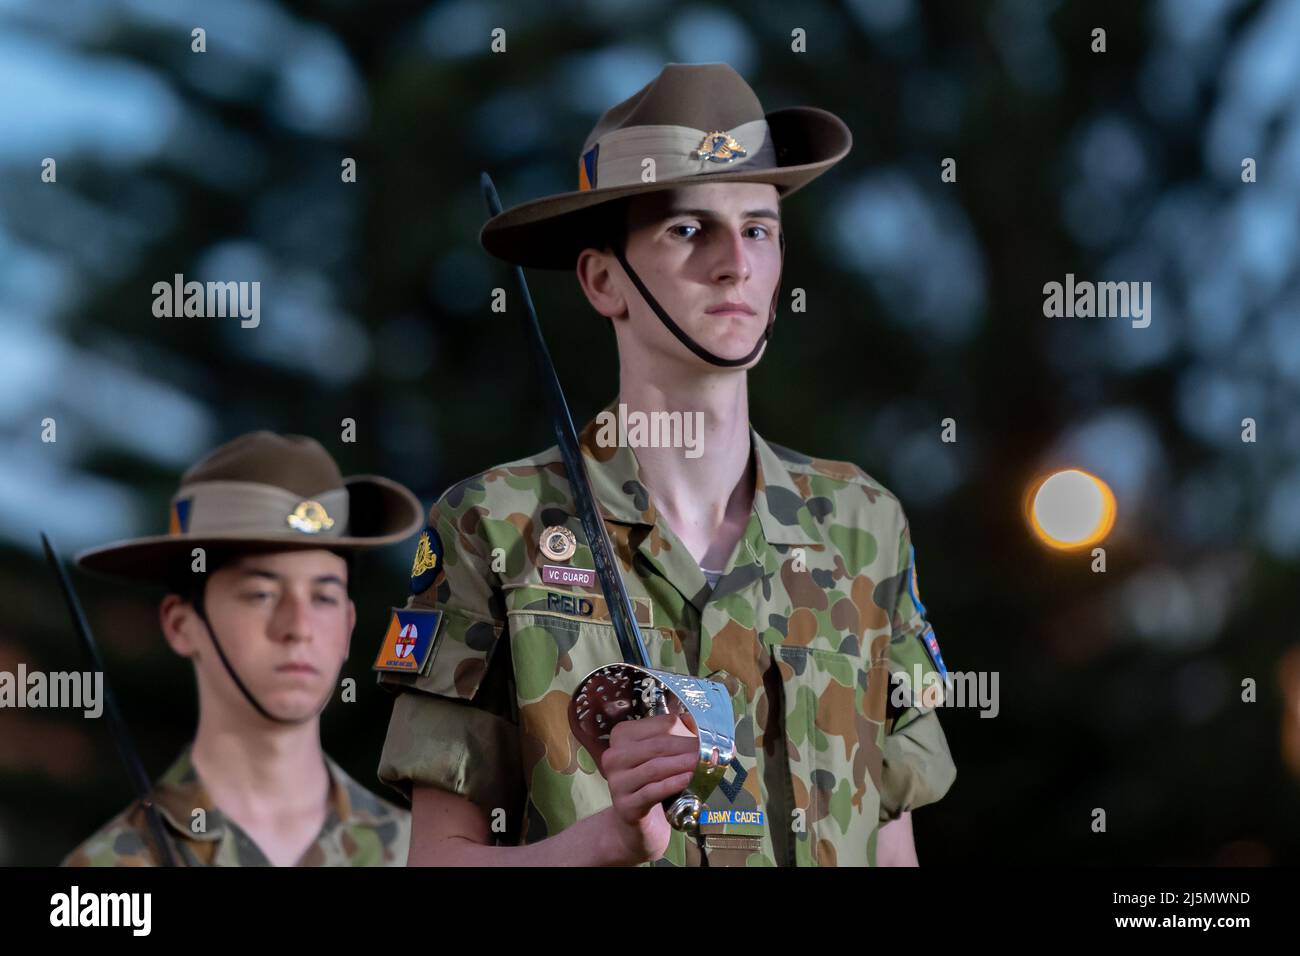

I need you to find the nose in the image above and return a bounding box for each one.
[271,590,313,644]
[708,227,751,285]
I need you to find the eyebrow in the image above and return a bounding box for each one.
[659,206,781,222]
[240,569,348,587]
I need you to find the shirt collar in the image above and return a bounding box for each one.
[152,746,220,841]
[578,398,824,547]
[151,744,361,840]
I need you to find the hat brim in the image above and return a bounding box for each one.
[480,106,852,270]
[74,474,425,586]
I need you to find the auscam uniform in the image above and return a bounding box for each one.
[376,405,955,866]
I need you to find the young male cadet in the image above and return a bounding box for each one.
[378,62,956,867]
[64,431,422,866]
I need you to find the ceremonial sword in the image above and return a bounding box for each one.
[41,532,182,867]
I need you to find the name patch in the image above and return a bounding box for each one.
[542,564,596,588]
[546,592,594,617]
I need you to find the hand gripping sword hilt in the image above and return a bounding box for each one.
[568,662,736,834]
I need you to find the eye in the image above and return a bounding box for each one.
[668,223,699,239]
[313,593,341,607]
[745,224,772,240]
[241,590,274,603]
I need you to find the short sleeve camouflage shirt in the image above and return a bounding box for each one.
[62,745,410,867]
[378,400,956,866]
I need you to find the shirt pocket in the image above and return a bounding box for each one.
[503,583,657,699]
[502,583,658,837]
[774,640,884,867]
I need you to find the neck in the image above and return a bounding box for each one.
[616,360,754,568]
[190,709,327,811]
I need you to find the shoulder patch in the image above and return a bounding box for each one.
[907,544,927,617]
[906,546,947,679]
[409,526,443,595]
[920,625,948,681]
[374,607,443,674]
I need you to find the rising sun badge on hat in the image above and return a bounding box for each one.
[694,129,747,163]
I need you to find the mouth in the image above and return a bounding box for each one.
[275,663,320,675]
[705,301,756,318]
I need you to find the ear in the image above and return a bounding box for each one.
[575,247,629,321]
[159,594,202,660]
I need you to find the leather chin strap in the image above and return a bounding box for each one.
[192,590,326,726]
[611,228,786,368]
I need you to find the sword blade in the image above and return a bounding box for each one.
[480,172,651,669]
[40,532,181,867]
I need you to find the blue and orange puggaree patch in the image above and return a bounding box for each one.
[169,498,192,535]
[578,143,599,191]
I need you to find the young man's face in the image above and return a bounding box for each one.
[580,181,783,369]
[162,549,355,724]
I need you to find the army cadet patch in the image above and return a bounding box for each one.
[698,805,765,865]
[698,807,765,834]
[373,608,442,673]
[907,544,928,617]
[540,525,577,562]
[409,526,443,595]
[920,624,948,681]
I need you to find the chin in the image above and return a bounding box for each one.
[701,331,767,363]
[261,682,328,714]
[263,696,323,722]
[684,317,765,359]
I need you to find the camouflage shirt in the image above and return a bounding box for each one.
[378,401,956,866]
[62,745,410,866]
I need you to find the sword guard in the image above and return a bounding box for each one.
[569,662,737,834]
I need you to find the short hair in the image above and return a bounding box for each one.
[585,197,631,256]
